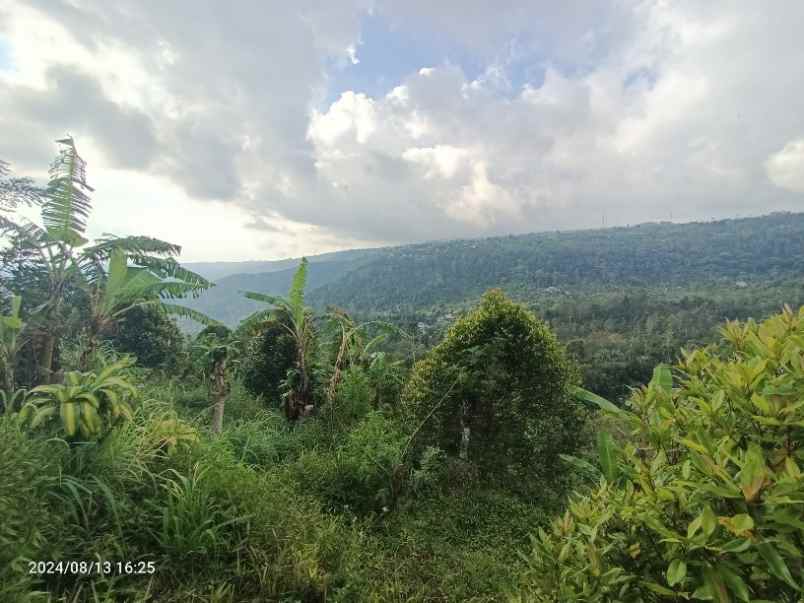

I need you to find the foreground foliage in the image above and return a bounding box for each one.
[517,307,804,602]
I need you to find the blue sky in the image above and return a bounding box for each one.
[0,36,11,71]
[323,12,547,106]
[325,12,483,105]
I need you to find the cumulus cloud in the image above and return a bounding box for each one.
[766,140,804,194]
[0,65,157,170]
[1,0,804,260]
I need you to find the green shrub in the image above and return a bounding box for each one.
[0,416,64,600]
[241,318,297,405]
[331,489,548,602]
[402,289,584,494]
[22,358,137,440]
[292,411,408,515]
[223,410,296,466]
[319,366,374,437]
[110,306,187,371]
[517,307,804,602]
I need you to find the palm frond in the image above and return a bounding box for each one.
[160,303,220,326]
[236,308,280,336]
[104,248,129,300]
[0,217,51,288]
[42,137,93,245]
[242,291,287,307]
[0,215,48,246]
[128,256,211,294]
[84,235,182,260]
[288,257,308,324]
[143,280,204,300]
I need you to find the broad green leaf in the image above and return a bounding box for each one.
[718,514,754,537]
[650,364,673,392]
[701,505,718,538]
[666,559,687,586]
[642,581,676,596]
[739,444,767,503]
[597,431,619,482]
[703,566,729,603]
[572,386,623,415]
[756,541,800,591]
[718,566,750,602]
[720,539,752,553]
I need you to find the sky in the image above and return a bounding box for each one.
[1,1,803,262]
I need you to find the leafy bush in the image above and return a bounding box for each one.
[516,306,804,602]
[331,488,549,602]
[110,305,187,370]
[402,289,584,493]
[293,410,408,515]
[0,417,64,600]
[22,358,136,440]
[241,318,296,404]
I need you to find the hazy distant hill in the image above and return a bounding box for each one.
[182,259,368,327]
[181,212,804,327]
[185,248,380,281]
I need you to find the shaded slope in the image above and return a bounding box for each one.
[308,213,804,313]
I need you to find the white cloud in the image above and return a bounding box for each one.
[2,0,804,260]
[308,91,377,147]
[402,145,469,180]
[766,140,804,194]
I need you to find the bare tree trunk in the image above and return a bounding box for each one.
[211,357,227,434]
[79,331,98,372]
[294,345,310,420]
[1,357,14,397]
[38,334,56,385]
[328,326,349,403]
[1,363,13,414]
[459,400,471,461]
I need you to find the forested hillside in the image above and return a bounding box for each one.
[185,213,804,401]
[311,212,804,313]
[189,213,804,327]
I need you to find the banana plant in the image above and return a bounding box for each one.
[21,358,137,440]
[78,248,217,369]
[0,138,212,382]
[194,333,239,433]
[323,308,402,404]
[241,258,313,421]
[0,295,26,400]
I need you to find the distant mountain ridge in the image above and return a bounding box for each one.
[182,257,374,327]
[181,212,804,327]
[184,248,381,281]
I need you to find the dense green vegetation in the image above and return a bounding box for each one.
[2,141,803,601]
[311,213,804,312]
[185,213,804,401]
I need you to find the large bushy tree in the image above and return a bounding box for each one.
[241,317,297,404]
[110,305,186,370]
[401,289,583,491]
